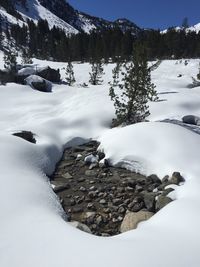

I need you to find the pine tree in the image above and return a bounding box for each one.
[109,43,158,126]
[3,50,17,73]
[89,61,104,85]
[21,48,33,65]
[65,61,76,86]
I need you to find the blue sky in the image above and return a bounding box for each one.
[68,0,200,30]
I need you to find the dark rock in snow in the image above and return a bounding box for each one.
[13,131,36,144]
[182,115,200,126]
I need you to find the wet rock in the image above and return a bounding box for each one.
[120,211,154,233]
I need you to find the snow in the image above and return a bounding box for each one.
[1,52,200,266]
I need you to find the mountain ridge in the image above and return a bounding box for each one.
[0,0,141,35]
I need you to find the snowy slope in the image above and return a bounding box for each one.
[1,53,200,267]
[16,0,78,34]
[162,23,200,34]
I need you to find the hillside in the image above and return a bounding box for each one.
[0,0,141,35]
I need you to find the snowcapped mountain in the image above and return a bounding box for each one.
[0,0,141,35]
[162,22,200,34]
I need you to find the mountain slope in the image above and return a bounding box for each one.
[0,0,141,35]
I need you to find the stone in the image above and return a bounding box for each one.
[52,183,71,193]
[162,175,169,183]
[62,172,72,179]
[85,170,97,177]
[89,163,99,170]
[147,174,161,185]
[97,151,105,161]
[143,193,156,212]
[26,75,52,92]
[182,115,200,126]
[156,195,173,211]
[120,211,154,233]
[162,188,175,197]
[99,199,107,205]
[13,131,36,144]
[170,172,185,185]
[112,198,122,205]
[79,186,87,192]
[96,215,103,225]
[72,206,84,213]
[69,221,92,234]
[77,177,85,183]
[37,66,61,83]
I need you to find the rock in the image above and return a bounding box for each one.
[79,186,87,192]
[170,172,185,185]
[156,195,173,211]
[72,206,84,213]
[143,193,156,212]
[96,215,103,225]
[52,182,71,193]
[62,172,72,179]
[89,163,99,170]
[162,188,175,197]
[37,66,61,83]
[77,177,85,183]
[97,151,105,161]
[85,170,97,177]
[112,198,122,205]
[147,174,161,185]
[120,211,154,233]
[182,115,200,126]
[162,175,169,183]
[69,221,92,234]
[25,75,52,92]
[13,131,36,144]
[84,154,99,164]
[99,199,107,205]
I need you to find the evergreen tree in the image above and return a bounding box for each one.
[109,43,158,126]
[89,61,104,85]
[3,50,17,73]
[182,17,189,29]
[21,48,33,65]
[65,61,76,86]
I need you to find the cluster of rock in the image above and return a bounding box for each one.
[0,65,60,92]
[51,141,185,236]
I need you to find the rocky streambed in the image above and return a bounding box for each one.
[50,140,185,236]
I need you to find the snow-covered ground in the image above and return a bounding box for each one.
[0,52,200,267]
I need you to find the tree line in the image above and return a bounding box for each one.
[1,17,200,62]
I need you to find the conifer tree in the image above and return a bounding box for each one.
[65,61,76,86]
[109,43,158,126]
[21,48,33,65]
[3,50,17,73]
[89,61,104,85]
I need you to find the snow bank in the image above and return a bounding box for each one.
[99,121,200,179]
[1,54,200,267]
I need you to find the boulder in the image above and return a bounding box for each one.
[37,66,61,83]
[25,75,52,92]
[169,172,185,185]
[120,211,154,233]
[182,115,200,126]
[143,193,156,212]
[13,131,36,144]
[156,195,173,211]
